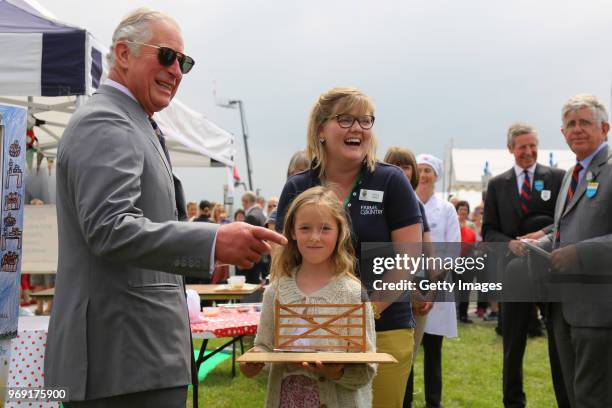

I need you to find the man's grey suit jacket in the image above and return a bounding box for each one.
[44,85,218,400]
[542,144,612,328]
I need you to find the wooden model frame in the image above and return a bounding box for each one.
[274,300,366,352]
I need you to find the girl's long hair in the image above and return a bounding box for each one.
[270,186,356,282]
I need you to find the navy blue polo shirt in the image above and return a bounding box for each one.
[276,161,423,331]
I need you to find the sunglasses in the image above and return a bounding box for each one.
[124,41,195,74]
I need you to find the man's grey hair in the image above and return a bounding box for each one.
[107,7,180,68]
[507,122,538,148]
[242,192,256,205]
[561,93,609,128]
[286,150,310,178]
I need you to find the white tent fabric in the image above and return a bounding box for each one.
[0,0,234,168]
[0,33,42,95]
[154,98,234,167]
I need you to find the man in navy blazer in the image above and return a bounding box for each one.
[483,122,567,408]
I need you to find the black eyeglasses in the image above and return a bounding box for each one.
[333,114,375,130]
[124,41,195,74]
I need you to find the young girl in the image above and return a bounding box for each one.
[240,186,376,408]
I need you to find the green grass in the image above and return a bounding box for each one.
[410,322,556,408]
[187,338,267,408]
[187,322,557,408]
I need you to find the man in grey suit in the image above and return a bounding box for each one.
[242,191,267,227]
[533,93,612,407]
[44,8,286,407]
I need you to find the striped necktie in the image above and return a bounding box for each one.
[519,170,532,214]
[149,118,172,169]
[555,162,583,246]
[566,162,583,203]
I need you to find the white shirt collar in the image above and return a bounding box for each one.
[513,162,537,178]
[104,79,138,103]
[578,142,608,170]
[422,193,441,210]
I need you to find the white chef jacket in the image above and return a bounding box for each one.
[421,193,460,338]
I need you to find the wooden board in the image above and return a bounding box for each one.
[237,351,397,364]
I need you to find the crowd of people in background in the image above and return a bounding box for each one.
[182,193,281,286]
[179,150,314,289]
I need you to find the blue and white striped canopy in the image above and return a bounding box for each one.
[0,0,103,96]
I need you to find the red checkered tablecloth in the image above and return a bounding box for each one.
[6,317,59,408]
[190,309,260,338]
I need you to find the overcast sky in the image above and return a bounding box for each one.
[41,0,612,205]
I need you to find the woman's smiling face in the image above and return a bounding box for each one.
[417,163,437,188]
[318,108,374,167]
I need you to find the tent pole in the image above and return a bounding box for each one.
[229,100,254,191]
[443,138,453,200]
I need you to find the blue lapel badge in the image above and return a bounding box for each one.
[586,182,599,198]
[534,180,544,191]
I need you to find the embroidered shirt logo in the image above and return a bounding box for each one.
[361,205,383,215]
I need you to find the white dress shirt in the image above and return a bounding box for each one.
[513,163,537,194]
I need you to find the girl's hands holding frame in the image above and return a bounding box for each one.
[239,347,265,378]
[299,361,344,381]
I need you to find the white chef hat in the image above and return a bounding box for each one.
[416,153,443,177]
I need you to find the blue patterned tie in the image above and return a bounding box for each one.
[149,118,172,169]
[519,170,532,214]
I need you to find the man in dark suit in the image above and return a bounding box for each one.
[44,8,285,407]
[193,200,213,222]
[535,93,612,407]
[237,192,268,283]
[242,191,267,226]
[188,200,214,284]
[483,122,568,408]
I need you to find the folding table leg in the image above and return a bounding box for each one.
[192,339,208,408]
[232,340,236,377]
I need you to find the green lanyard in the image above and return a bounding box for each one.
[343,173,362,208]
